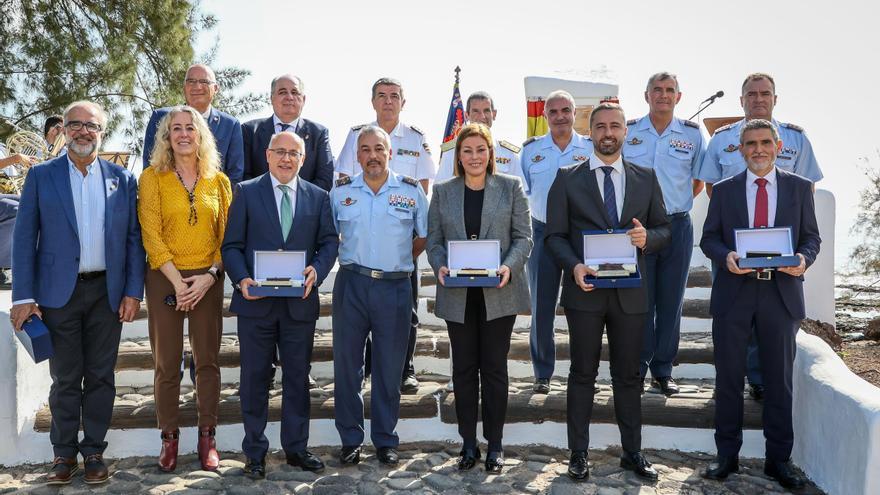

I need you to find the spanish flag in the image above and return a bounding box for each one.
[527,98,547,139]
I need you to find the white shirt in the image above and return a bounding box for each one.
[746,166,777,228]
[335,120,436,180]
[270,173,298,226]
[201,106,213,119]
[589,153,625,220]
[435,138,528,191]
[272,114,301,134]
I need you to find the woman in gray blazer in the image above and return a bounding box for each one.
[427,123,532,473]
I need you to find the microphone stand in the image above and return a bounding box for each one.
[689,98,720,121]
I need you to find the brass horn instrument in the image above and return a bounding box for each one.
[1,117,50,194]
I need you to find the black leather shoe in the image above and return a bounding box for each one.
[287,450,325,473]
[400,374,419,394]
[377,447,399,466]
[485,451,504,474]
[620,451,658,481]
[567,451,589,481]
[652,376,680,396]
[533,378,550,394]
[702,455,739,480]
[457,447,480,471]
[749,384,765,401]
[339,445,362,465]
[764,459,806,489]
[244,457,266,479]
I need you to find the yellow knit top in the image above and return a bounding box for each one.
[138,166,232,270]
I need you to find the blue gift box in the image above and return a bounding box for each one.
[16,315,53,363]
[249,250,307,298]
[445,240,502,288]
[582,229,641,289]
[735,227,801,269]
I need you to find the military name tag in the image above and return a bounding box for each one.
[398,149,420,157]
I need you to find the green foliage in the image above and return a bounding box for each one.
[0,0,263,152]
[851,150,880,274]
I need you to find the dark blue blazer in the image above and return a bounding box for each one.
[143,106,244,183]
[700,169,821,319]
[221,173,339,321]
[241,116,334,190]
[12,156,146,310]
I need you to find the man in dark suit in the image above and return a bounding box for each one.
[11,101,146,485]
[700,119,820,490]
[545,103,671,482]
[143,64,244,183]
[221,131,339,478]
[242,74,334,190]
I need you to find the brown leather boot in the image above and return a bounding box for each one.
[198,426,220,471]
[158,429,179,472]
[46,456,78,485]
[83,453,109,484]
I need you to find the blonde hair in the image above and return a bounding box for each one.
[149,105,221,178]
[454,123,495,177]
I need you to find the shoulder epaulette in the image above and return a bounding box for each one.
[350,124,366,132]
[522,136,538,147]
[498,140,521,154]
[682,119,700,129]
[401,175,419,187]
[715,123,735,133]
[440,140,456,153]
[626,118,639,126]
[410,125,424,136]
[335,176,352,187]
[780,122,804,133]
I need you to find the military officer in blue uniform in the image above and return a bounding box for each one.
[696,73,823,401]
[623,73,706,396]
[330,125,428,466]
[520,90,594,393]
[435,91,527,190]
[335,78,435,393]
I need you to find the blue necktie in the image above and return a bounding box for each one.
[601,166,619,228]
[279,123,291,132]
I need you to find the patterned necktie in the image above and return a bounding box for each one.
[754,178,768,228]
[279,184,292,240]
[279,123,291,132]
[601,166,619,228]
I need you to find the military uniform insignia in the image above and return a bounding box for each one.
[335,176,352,187]
[522,136,538,147]
[715,123,736,134]
[341,197,357,206]
[499,140,521,154]
[781,122,804,133]
[778,147,798,160]
[350,124,366,132]
[626,118,639,126]
[390,194,415,211]
[627,137,643,145]
[422,142,432,154]
[573,155,588,162]
[723,144,739,153]
[531,154,545,163]
[401,175,419,187]
[682,119,700,129]
[397,149,420,158]
[440,140,456,153]
[496,157,511,165]
[670,140,694,153]
[410,125,425,136]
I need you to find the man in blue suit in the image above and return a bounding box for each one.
[11,101,146,485]
[142,64,244,183]
[700,119,820,490]
[242,74,334,190]
[222,131,339,478]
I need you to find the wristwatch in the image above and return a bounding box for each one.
[207,266,220,281]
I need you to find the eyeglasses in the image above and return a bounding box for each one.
[65,121,102,133]
[185,78,216,86]
[269,148,304,160]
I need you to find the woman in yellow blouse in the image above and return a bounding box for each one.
[139,106,231,473]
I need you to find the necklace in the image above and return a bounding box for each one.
[174,168,200,226]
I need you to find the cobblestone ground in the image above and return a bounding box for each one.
[0,442,822,494]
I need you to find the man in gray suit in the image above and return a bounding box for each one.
[545,103,671,482]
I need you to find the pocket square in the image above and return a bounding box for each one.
[105,177,119,195]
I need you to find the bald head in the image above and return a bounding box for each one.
[183,64,218,113]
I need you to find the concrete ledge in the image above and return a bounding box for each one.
[793,331,880,495]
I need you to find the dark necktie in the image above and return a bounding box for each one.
[279,123,291,132]
[754,177,768,228]
[601,166,619,228]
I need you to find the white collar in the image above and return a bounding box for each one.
[201,106,213,119]
[273,114,301,131]
[589,153,624,174]
[746,166,777,186]
[67,154,99,174]
[270,172,298,191]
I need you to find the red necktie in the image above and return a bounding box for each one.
[754,178,768,228]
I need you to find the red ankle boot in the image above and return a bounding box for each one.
[198,426,220,471]
[158,429,179,472]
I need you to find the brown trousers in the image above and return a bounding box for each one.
[146,268,223,432]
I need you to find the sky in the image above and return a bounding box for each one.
[189,0,880,270]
